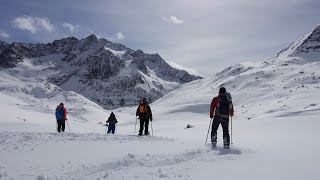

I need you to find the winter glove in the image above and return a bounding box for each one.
[150,118,152,121]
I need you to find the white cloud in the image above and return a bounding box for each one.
[62,23,79,33]
[12,16,55,34]
[116,32,125,40]
[162,16,184,24]
[0,31,10,38]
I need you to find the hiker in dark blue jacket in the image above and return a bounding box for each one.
[106,112,118,134]
[55,103,67,132]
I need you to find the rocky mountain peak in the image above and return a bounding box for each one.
[77,34,100,51]
[0,34,202,109]
[85,34,98,42]
[276,25,320,62]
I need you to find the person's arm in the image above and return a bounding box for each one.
[210,97,218,118]
[136,106,139,116]
[114,116,118,123]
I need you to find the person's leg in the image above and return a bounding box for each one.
[211,116,220,146]
[57,121,61,132]
[221,118,230,148]
[107,125,111,133]
[139,118,144,135]
[111,124,115,134]
[145,119,149,135]
[62,121,66,132]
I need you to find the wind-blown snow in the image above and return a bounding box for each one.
[104,46,126,59]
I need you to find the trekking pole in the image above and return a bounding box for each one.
[205,118,213,145]
[134,117,138,134]
[66,120,71,133]
[231,116,233,145]
[151,120,154,136]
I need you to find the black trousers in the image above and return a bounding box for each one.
[57,120,65,132]
[139,117,149,135]
[211,116,230,145]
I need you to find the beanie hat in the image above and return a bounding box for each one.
[219,87,226,94]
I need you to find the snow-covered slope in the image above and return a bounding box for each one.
[0,59,108,133]
[0,35,202,109]
[154,59,320,120]
[0,26,320,180]
[154,25,320,120]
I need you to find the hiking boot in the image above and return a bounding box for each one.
[223,137,229,145]
[211,142,217,147]
[224,145,230,149]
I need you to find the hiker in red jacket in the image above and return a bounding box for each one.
[210,87,234,149]
[55,103,68,132]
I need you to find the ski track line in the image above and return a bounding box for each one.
[0,132,173,152]
[65,146,255,179]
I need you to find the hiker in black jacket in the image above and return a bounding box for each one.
[136,98,152,136]
[106,112,118,134]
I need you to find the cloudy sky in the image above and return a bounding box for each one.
[0,0,319,76]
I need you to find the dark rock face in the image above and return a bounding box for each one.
[276,25,320,62]
[297,25,320,53]
[0,35,202,109]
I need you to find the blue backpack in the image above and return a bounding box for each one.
[55,107,64,121]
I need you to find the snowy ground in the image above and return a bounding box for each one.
[1,87,319,179]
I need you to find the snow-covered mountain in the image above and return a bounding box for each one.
[1,26,320,180]
[153,25,320,120]
[0,35,202,109]
[276,24,320,62]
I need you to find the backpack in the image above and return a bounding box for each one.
[55,107,64,120]
[139,105,147,113]
[217,95,231,116]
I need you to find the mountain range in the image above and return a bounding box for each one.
[0,35,202,109]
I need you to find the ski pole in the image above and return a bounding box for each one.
[205,118,213,145]
[231,116,233,145]
[66,120,71,133]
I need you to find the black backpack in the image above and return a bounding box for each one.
[217,95,230,116]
